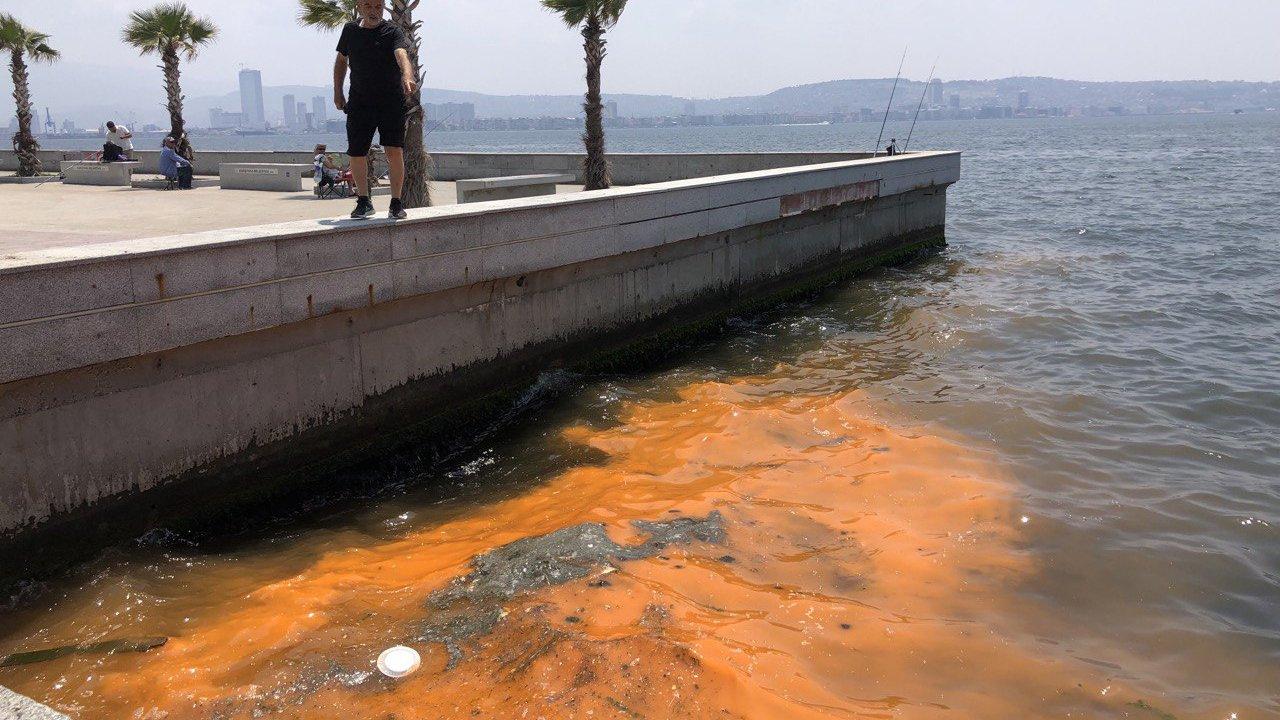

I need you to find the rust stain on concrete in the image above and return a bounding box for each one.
[780,180,880,217]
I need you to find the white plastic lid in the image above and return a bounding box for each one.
[376,645,422,678]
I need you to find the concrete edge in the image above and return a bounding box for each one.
[0,152,961,275]
[456,173,577,190]
[0,217,948,585]
[0,686,70,720]
[0,176,56,185]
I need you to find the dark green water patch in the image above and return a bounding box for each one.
[418,512,725,666]
[0,637,167,668]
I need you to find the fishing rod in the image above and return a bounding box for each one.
[904,56,939,153]
[423,106,459,137]
[873,47,907,157]
[36,153,95,188]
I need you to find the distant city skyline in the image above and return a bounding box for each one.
[3,0,1279,108]
[18,70,1278,138]
[5,0,1280,129]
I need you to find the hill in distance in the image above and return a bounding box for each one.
[183,76,1277,124]
[19,69,1277,129]
[700,76,1279,114]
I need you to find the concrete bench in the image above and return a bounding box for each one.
[132,175,219,190]
[219,163,310,192]
[456,173,575,203]
[60,161,140,186]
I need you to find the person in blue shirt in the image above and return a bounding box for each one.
[159,136,193,189]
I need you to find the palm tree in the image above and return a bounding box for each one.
[122,3,217,158]
[0,14,58,177]
[298,0,431,208]
[541,0,627,191]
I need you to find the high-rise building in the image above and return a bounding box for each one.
[283,94,297,128]
[929,79,944,106]
[605,101,619,119]
[297,102,309,131]
[1017,90,1030,111]
[239,69,266,129]
[949,94,961,109]
[311,96,328,126]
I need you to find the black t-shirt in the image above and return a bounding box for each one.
[337,20,411,107]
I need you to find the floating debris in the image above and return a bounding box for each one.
[376,646,422,679]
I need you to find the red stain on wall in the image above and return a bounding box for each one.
[780,180,880,217]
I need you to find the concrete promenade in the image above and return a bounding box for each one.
[0,181,582,253]
[0,151,960,574]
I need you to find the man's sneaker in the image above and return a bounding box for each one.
[389,198,407,220]
[350,196,375,219]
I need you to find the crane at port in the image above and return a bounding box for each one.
[44,107,56,135]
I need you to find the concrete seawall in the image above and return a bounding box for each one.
[0,150,871,185]
[0,152,959,570]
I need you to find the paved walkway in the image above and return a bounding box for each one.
[0,181,471,255]
[0,179,581,256]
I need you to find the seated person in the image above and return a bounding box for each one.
[102,142,126,163]
[314,144,343,193]
[159,136,194,189]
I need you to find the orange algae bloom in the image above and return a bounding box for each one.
[2,378,1174,718]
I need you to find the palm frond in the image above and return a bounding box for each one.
[0,13,20,48]
[599,0,627,25]
[540,0,628,28]
[180,17,218,59]
[122,2,219,58]
[28,39,58,63]
[540,0,587,27]
[298,0,358,29]
[0,13,60,60]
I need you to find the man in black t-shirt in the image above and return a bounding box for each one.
[334,0,418,220]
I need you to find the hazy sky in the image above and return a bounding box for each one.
[4,0,1280,100]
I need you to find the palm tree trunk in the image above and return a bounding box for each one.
[161,45,192,158]
[391,0,431,208]
[580,14,610,191]
[9,48,42,177]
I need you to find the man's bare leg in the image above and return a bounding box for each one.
[384,146,404,200]
[349,155,369,196]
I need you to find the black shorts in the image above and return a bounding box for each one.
[345,101,407,156]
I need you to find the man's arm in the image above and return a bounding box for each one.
[333,53,348,111]
[395,48,418,96]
